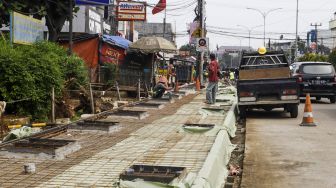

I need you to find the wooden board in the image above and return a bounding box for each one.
[239,67,290,80]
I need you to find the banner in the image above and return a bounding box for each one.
[11,12,44,45]
[152,0,166,15]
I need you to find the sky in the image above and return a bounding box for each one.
[144,0,336,50]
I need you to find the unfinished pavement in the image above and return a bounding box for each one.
[241,99,336,188]
[0,87,238,188]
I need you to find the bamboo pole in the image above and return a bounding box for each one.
[89,83,95,114]
[51,87,55,123]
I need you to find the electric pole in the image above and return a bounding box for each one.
[198,0,205,85]
[68,0,73,55]
[163,9,166,38]
[294,0,299,62]
[310,23,322,54]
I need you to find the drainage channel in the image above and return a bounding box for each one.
[120,165,187,184]
[225,119,246,188]
[71,120,121,133]
[3,138,80,160]
[105,109,149,120]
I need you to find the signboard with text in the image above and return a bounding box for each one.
[11,12,44,45]
[117,1,146,21]
[85,8,111,34]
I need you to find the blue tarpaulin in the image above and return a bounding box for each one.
[102,35,131,49]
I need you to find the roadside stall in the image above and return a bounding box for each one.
[58,34,131,84]
[170,56,196,84]
[128,37,178,89]
[99,35,131,84]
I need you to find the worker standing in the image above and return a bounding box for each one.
[205,53,220,104]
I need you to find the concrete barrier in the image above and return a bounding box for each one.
[192,101,238,188]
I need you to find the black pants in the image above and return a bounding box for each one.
[153,84,166,98]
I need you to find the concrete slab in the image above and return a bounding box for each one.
[69,120,122,133]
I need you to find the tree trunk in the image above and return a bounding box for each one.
[44,0,70,42]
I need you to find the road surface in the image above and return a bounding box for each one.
[241,98,336,188]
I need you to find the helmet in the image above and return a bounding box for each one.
[258,46,267,55]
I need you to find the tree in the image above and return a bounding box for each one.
[0,0,77,41]
[179,44,197,56]
[298,53,328,62]
[0,40,88,120]
[329,48,336,68]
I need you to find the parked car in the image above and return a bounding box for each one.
[291,62,336,103]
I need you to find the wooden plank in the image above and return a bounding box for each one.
[239,67,290,80]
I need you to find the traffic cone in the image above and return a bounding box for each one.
[174,80,179,92]
[196,77,201,91]
[300,93,317,126]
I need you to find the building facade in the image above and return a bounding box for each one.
[134,22,176,44]
[61,6,115,35]
[329,12,336,49]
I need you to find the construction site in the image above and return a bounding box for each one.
[0,84,245,188]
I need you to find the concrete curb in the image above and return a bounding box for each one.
[223,102,238,138]
[192,102,238,188]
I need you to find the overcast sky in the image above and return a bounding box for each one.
[144,0,336,50]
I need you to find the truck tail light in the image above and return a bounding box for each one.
[282,89,297,95]
[239,92,254,97]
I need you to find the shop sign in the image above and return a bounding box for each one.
[117,1,146,21]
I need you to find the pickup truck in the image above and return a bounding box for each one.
[237,50,300,118]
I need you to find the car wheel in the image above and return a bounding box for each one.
[316,96,321,101]
[290,105,298,118]
[330,96,336,104]
[239,107,246,119]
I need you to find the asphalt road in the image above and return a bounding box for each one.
[241,98,336,188]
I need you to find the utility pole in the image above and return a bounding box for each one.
[68,0,73,55]
[294,0,299,62]
[163,9,166,38]
[198,0,205,85]
[247,7,282,47]
[237,25,262,51]
[310,23,322,54]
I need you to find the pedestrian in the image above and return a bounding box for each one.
[167,61,176,87]
[205,53,220,104]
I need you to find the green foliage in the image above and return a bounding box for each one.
[63,55,88,89]
[101,63,119,85]
[298,53,328,62]
[0,40,88,121]
[179,44,197,56]
[329,49,336,68]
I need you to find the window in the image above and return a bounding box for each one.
[302,64,335,74]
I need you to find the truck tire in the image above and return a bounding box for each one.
[330,96,336,104]
[239,107,246,119]
[289,105,298,118]
[263,107,273,112]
